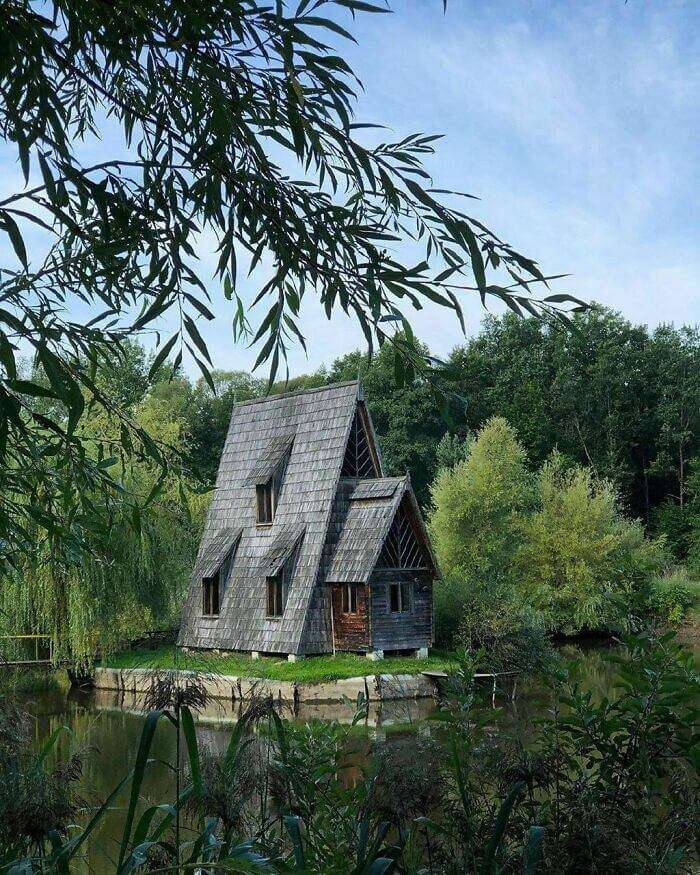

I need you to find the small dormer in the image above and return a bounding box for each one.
[195,527,242,620]
[246,433,295,526]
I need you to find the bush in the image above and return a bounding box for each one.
[433,573,469,650]
[430,426,671,640]
[649,569,699,623]
[516,455,669,634]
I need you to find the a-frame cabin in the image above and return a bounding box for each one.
[178,381,437,660]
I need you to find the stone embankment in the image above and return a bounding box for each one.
[94,666,440,705]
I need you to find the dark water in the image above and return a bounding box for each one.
[8,642,652,871]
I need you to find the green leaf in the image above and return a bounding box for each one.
[180,705,203,800]
[117,710,163,871]
[0,212,28,269]
[149,334,178,379]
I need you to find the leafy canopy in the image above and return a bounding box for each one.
[0,0,580,569]
[430,418,668,636]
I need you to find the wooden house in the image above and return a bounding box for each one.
[178,381,437,660]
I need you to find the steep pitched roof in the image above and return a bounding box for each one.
[325,476,435,583]
[245,433,295,486]
[193,526,243,579]
[178,381,365,654]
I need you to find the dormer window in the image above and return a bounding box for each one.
[256,480,274,525]
[247,433,295,526]
[203,573,221,617]
[263,525,304,620]
[196,528,242,620]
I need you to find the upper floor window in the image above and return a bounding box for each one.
[256,480,274,525]
[378,500,430,570]
[249,434,294,526]
[341,408,380,478]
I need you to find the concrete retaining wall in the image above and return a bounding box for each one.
[94,667,439,704]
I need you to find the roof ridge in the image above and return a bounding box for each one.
[233,379,359,408]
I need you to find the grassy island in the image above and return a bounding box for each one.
[100,646,457,683]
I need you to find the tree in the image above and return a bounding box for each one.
[446,310,697,522]
[1,0,575,570]
[185,370,266,482]
[429,418,534,647]
[650,325,700,509]
[0,390,208,662]
[430,417,532,582]
[516,455,666,634]
[328,338,454,504]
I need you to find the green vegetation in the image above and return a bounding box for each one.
[1,0,564,576]
[3,633,698,872]
[5,311,700,661]
[430,418,671,648]
[0,669,64,696]
[0,390,208,664]
[101,647,456,683]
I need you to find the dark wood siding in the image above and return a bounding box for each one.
[331,584,369,650]
[369,569,433,651]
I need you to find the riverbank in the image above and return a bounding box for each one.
[94,665,442,704]
[100,646,457,682]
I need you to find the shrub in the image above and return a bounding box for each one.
[649,568,699,623]
[515,455,668,634]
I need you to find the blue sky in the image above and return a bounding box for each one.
[3,1,699,378]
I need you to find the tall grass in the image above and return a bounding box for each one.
[2,632,698,873]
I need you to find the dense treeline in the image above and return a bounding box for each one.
[2,307,699,658]
[166,308,700,539]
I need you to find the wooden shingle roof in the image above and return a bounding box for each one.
[193,526,243,578]
[244,433,295,486]
[325,476,434,583]
[178,381,363,655]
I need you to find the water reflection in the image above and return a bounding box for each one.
[10,640,674,871]
[84,685,438,730]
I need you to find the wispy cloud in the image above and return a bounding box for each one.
[1,1,697,377]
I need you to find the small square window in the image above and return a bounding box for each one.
[342,584,358,613]
[256,482,274,524]
[267,577,284,617]
[388,581,411,613]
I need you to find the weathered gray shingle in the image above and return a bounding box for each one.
[350,477,402,501]
[193,527,243,578]
[178,380,436,656]
[245,433,295,485]
[179,381,363,655]
[325,478,406,584]
[262,525,305,575]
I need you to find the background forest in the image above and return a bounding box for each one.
[3,306,699,661]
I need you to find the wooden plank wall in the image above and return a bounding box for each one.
[369,570,433,652]
[330,584,369,650]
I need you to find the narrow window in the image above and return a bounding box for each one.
[266,576,284,617]
[202,574,220,617]
[342,584,358,614]
[256,481,274,524]
[389,582,411,613]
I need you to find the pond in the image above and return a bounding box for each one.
[8,639,692,871]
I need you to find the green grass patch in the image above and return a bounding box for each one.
[0,667,65,695]
[100,646,457,683]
